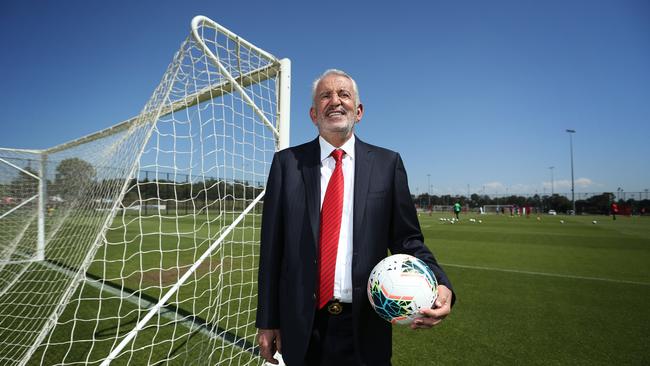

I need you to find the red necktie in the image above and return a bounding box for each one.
[318,149,345,309]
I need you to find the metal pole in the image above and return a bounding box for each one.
[145,171,149,216]
[566,129,576,215]
[278,58,292,150]
[186,174,189,215]
[166,172,170,215]
[36,154,47,261]
[548,166,554,195]
[427,174,431,209]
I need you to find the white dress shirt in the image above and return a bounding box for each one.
[319,135,355,303]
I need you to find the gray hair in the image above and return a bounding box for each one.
[311,69,361,107]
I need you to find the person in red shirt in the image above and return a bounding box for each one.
[611,202,619,220]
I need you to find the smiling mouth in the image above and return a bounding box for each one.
[326,109,346,117]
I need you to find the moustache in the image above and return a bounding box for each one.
[324,107,348,116]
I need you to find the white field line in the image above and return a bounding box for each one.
[38,260,210,334]
[37,259,255,352]
[440,262,650,286]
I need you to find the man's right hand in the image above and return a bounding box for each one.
[257,328,282,364]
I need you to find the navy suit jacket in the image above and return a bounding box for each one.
[256,136,454,365]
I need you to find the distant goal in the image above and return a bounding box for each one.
[0,15,289,365]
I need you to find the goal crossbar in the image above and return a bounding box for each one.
[45,63,282,155]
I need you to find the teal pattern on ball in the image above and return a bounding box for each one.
[369,278,413,323]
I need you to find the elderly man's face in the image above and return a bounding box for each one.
[310,74,363,139]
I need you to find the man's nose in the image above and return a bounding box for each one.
[329,93,341,105]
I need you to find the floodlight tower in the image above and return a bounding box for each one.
[548,166,555,195]
[566,129,576,215]
[427,174,431,209]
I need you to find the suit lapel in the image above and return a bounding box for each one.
[353,137,373,247]
[301,138,321,248]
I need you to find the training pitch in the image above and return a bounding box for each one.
[13,212,650,365]
[393,212,650,365]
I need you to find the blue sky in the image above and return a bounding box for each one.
[1,0,648,196]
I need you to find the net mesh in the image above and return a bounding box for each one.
[0,17,284,365]
[0,149,41,265]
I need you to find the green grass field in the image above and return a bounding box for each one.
[9,211,650,365]
[393,212,650,365]
[21,213,262,365]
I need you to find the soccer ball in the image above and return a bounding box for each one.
[367,254,438,325]
[592,220,597,224]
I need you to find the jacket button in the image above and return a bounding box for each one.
[313,293,316,300]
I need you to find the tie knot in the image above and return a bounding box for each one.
[331,149,344,164]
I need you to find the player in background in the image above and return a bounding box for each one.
[611,202,618,220]
[453,202,461,220]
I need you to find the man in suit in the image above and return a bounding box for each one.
[256,69,455,366]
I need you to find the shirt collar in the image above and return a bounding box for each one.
[319,134,355,162]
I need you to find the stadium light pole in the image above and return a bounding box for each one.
[427,174,431,209]
[566,129,576,215]
[548,166,555,195]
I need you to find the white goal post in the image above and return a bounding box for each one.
[0,15,289,365]
[482,204,515,214]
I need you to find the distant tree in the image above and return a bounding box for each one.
[9,166,39,198]
[527,194,542,207]
[579,193,612,214]
[546,194,571,213]
[54,158,96,199]
[470,193,483,207]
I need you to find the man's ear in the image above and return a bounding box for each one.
[309,107,318,126]
[355,103,364,122]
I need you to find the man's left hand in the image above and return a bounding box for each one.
[410,284,452,330]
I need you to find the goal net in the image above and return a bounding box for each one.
[431,205,453,213]
[0,148,44,266]
[0,15,289,365]
[482,204,514,214]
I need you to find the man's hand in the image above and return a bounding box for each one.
[258,328,282,364]
[410,284,452,330]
